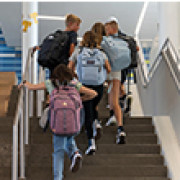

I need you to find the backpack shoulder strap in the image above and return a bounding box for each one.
[79,46,84,54]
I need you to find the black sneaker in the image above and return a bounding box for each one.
[116,131,126,144]
[70,152,82,173]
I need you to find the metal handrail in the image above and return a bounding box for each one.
[12,47,46,180]
[137,37,180,93]
[12,48,32,180]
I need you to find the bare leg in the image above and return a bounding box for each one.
[107,80,113,110]
[112,79,123,126]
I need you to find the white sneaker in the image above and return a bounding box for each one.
[106,104,110,109]
[70,152,82,172]
[106,116,117,126]
[85,139,96,155]
[95,119,102,129]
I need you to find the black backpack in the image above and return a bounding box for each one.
[38,30,70,69]
[118,33,138,69]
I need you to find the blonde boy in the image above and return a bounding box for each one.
[65,14,82,57]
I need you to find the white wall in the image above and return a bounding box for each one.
[0,2,21,46]
[153,116,180,180]
[0,2,158,47]
[136,56,180,179]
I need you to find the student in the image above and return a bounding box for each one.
[102,17,126,144]
[68,31,111,155]
[91,22,106,47]
[34,13,82,74]
[91,22,106,138]
[19,64,97,180]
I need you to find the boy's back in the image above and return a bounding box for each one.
[38,14,81,72]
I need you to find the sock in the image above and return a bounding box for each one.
[118,126,124,133]
[88,138,95,146]
[110,110,114,117]
[95,110,98,120]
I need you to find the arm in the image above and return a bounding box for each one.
[68,47,79,74]
[68,60,76,71]
[69,43,75,56]
[105,59,111,74]
[19,81,46,91]
[79,86,98,101]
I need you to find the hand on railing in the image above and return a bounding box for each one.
[18,80,27,89]
[31,45,40,57]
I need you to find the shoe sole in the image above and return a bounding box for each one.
[71,156,82,173]
[106,122,117,126]
[95,127,102,140]
[85,149,96,156]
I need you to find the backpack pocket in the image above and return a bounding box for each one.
[51,108,78,135]
[82,66,99,83]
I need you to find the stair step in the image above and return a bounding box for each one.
[64,178,170,180]
[81,134,157,144]
[0,167,11,178]
[0,111,6,116]
[30,133,157,144]
[30,122,154,134]
[7,85,19,117]
[0,98,9,116]
[0,155,11,167]
[103,125,154,133]
[26,167,52,179]
[28,154,164,167]
[0,144,12,156]
[0,135,11,144]
[29,144,160,155]
[0,117,13,126]
[0,72,16,85]
[26,166,167,180]
[84,144,160,154]
[124,116,152,124]
[64,166,167,177]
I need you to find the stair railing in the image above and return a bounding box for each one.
[136,37,180,93]
[12,47,46,180]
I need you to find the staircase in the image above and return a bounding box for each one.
[25,90,170,180]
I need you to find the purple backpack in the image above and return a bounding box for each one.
[50,84,82,136]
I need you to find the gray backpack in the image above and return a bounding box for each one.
[101,36,131,72]
[77,48,106,85]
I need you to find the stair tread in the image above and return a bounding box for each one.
[64,178,170,180]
